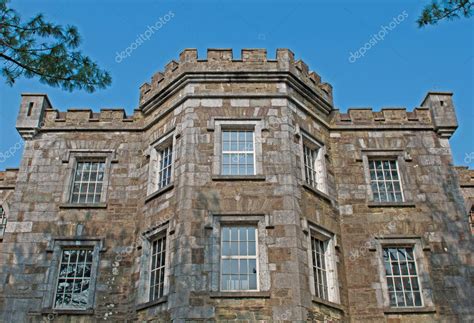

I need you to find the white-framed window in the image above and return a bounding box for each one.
[147,131,175,195]
[211,119,263,177]
[70,160,106,204]
[307,225,339,303]
[304,144,318,188]
[311,236,329,300]
[149,234,167,301]
[221,130,255,175]
[157,145,173,189]
[136,223,171,305]
[53,248,94,309]
[220,225,258,291]
[382,246,423,307]
[369,159,404,202]
[0,205,6,238]
[300,132,327,193]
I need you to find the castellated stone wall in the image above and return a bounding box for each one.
[0,49,472,322]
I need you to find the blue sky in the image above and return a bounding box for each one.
[1,0,473,169]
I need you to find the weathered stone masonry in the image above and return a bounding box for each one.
[0,48,472,322]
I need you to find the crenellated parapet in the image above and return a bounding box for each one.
[333,107,432,126]
[0,168,18,189]
[15,93,143,138]
[331,92,458,138]
[42,108,140,128]
[139,48,334,108]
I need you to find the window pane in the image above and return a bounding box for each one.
[221,131,255,175]
[70,161,105,204]
[149,235,166,301]
[383,247,422,308]
[369,159,403,202]
[220,226,258,291]
[54,248,93,309]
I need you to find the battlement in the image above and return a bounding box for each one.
[334,107,432,126]
[455,166,474,187]
[0,168,18,189]
[139,48,333,106]
[42,108,139,127]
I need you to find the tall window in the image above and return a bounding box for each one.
[54,248,93,309]
[369,160,403,202]
[157,145,173,189]
[0,206,6,238]
[383,247,423,307]
[221,130,255,175]
[150,235,167,301]
[70,160,105,204]
[311,236,329,300]
[304,144,318,188]
[221,226,258,291]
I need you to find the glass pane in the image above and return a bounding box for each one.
[248,241,256,256]
[231,259,239,274]
[222,259,231,274]
[239,259,248,274]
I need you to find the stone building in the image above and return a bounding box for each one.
[0,49,472,322]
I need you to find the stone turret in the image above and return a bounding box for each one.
[420,91,458,138]
[15,93,52,139]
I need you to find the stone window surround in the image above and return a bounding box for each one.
[304,221,340,304]
[360,149,414,206]
[374,236,435,312]
[298,129,328,194]
[211,119,264,178]
[136,222,172,307]
[146,129,176,197]
[207,214,270,295]
[42,237,104,312]
[60,150,116,208]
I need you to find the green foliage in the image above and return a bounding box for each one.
[0,0,111,92]
[418,0,473,27]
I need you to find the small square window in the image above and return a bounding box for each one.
[53,248,94,309]
[220,226,258,291]
[369,160,404,202]
[221,130,255,175]
[382,246,423,307]
[70,160,106,204]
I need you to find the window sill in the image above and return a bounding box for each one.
[311,296,344,312]
[145,184,174,203]
[302,183,332,203]
[367,202,416,208]
[383,307,436,314]
[59,203,107,209]
[40,308,94,315]
[209,291,270,299]
[211,175,266,181]
[136,296,168,311]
